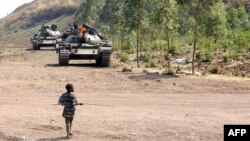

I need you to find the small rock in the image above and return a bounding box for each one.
[21,136,26,141]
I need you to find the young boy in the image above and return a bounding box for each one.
[58,84,82,139]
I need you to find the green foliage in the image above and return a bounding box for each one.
[75,0,106,24]
[208,64,221,74]
[140,53,153,63]
[229,50,240,59]
[201,52,213,62]
[123,0,147,30]
[145,60,157,68]
[162,69,174,75]
[120,53,130,62]
[222,54,229,62]
[73,0,250,71]
[169,45,176,54]
[123,31,136,53]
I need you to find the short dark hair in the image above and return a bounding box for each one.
[66,84,74,91]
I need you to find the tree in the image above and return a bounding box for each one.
[154,0,178,70]
[100,0,126,53]
[123,0,148,68]
[75,0,105,24]
[192,0,202,75]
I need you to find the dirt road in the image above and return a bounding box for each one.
[0,47,250,141]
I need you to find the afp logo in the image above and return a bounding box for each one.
[224,125,250,141]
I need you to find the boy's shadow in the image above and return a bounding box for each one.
[36,136,68,141]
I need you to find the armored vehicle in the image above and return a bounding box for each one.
[31,24,62,50]
[57,26,112,67]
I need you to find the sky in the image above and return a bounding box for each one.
[0,0,34,19]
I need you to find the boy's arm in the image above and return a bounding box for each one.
[58,95,64,106]
[73,94,83,106]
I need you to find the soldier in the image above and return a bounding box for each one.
[58,84,82,139]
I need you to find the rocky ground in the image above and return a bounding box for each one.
[0,47,250,141]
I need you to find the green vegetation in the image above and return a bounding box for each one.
[120,53,130,62]
[162,69,175,76]
[122,66,132,72]
[208,64,222,74]
[1,0,249,76]
[74,0,250,74]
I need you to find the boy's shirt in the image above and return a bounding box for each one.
[58,92,78,118]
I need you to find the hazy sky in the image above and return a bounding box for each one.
[0,0,34,19]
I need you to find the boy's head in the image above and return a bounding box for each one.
[66,84,74,93]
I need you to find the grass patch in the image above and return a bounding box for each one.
[122,67,132,72]
[208,64,221,74]
[162,69,174,75]
[120,54,130,62]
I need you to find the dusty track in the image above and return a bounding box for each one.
[0,47,250,141]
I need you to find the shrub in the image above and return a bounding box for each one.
[185,58,191,64]
[120,54,129,62]
[222,54,229,62]
[229,51,239,59]
[122,67,132,72]
[162,69,174,75]
[208,64,221,74]
[146,60,157,68]
[140,53,152,63]
[201,52,213,62]
[142,69,149,73]
[169,46,176,54]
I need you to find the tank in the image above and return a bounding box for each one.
[31,24,62,50]
[57,27,112,67]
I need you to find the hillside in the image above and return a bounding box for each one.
[0,0,81,47]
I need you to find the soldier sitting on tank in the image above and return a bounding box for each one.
[78,24,87,43]
[50,24,58,31]
[40,24,49,37]
[70,24,80,36]
[83,23,104,40]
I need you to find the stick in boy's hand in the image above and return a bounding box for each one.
[77,103,83,106]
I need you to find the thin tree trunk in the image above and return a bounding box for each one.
[136,1,141,68]
[137,28,140,68]
[192,0,201,75]
[120,32,123,56]
[112,33,115,47]
[166,30,171,70]
[140,30,143,57]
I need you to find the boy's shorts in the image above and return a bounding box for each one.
[65,117,74,124]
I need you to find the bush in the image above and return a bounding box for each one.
[122,67,132,72]
[222,54,229,62]
[120,54,129,62]
[201,52,213,62]
[140,53,153,63]
[169,46,176,54]
[142,69,149,73]
[162,69,174,75]
[229,51,240,59]
[124,32,136,54]
[145,61,157,68]
[185,58,191,64]
[208,64,221,74]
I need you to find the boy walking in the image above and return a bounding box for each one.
[58,84,82,139]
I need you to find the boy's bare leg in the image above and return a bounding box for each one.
[65,118,70,139]
[70,118,73,135]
